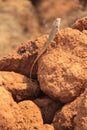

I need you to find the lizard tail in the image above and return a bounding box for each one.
[29,55,40,97]
[30,56,39,81]
[30,48,46,82]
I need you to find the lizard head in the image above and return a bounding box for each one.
[53,18,61,30]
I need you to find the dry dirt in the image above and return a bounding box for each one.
[0,16,87,130]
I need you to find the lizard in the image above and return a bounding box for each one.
[30,18,61,85]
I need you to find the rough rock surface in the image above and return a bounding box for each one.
[74,89,87,130]
[0,87,45,129]
[18,100,43,127]
[0,35,47,77]
[53,89,87,130]
[38,28,87,103]
[0,0,87,57]
[34,96,61,123]
[0,17,87,130]
[0,87,25,130]
[0,0,39,56]
[72,17,87,31]
[29,124,54,130]
[0,71,40,102]
[52,92,84,130]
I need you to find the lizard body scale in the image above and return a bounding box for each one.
[30,18,61,83]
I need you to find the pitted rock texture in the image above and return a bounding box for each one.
[74,89,87,130]
[53,89,87,130]
[0,87,44,129]
[18,100,43,127]
[0,87,24,130]
[0,71,40,101]
[72,17,87,31]
[29,124,54,130]
[0,0,87,57]
[0,17,87,130]
[38,28,87,103]
[0,35,47,77]
[52,92,84,130]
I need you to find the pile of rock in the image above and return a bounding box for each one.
[0,17,87,130]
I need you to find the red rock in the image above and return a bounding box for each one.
[74,89,87,130]
[52,92,84,130]
[18,100,43,127]
[0,71,40,101]
[38,28,87,103]
[29,124,54,130]
[0,87,25,129]
[0,16,87,130]
[34,96,61,123]
[0,35,47,77]
[0,87,44,129]
[72,17,87,31]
